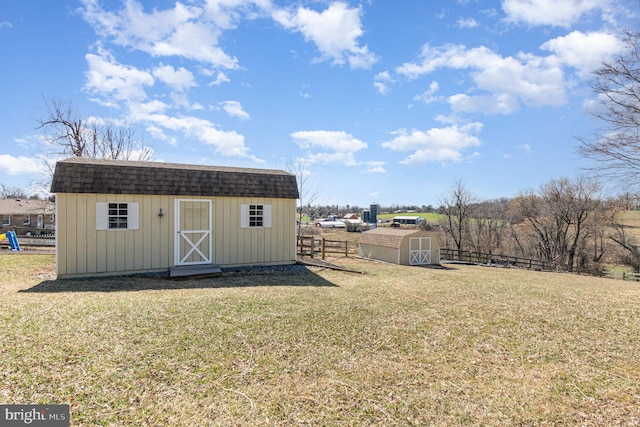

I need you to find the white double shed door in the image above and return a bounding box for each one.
[409,236,432,266]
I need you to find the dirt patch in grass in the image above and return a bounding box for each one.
[1,254,640,425]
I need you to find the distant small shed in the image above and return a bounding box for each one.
[358,228,440,266]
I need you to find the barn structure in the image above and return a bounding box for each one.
[358,227,440,266]
[50,157,299,279]
[391,215,426,226]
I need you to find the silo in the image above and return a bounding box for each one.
[370,204,378,224]
[363,209,370,223]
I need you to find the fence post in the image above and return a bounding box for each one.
[321,237,326,260]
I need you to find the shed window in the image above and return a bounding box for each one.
[96,202,139,230]
[240,204,272,228]
[23,215,30,226]
[2,215,9,226]
[109,203,129,229]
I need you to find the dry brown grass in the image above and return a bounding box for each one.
[1,253,640,425]
[619,211,640,239]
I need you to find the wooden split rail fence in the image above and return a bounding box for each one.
[297,236,349,260]
[440,248,555,271]
[603,271,640,282]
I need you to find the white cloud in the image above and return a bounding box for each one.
[136,112,258,160]
[207,71,231,86]
[81,0,240,68]
[374,71,394,95]
[381,123,483,165]
[448,93,520,115]
[456,17,478,28]
[541,31,624,77]
[146,125,177,145]
[414,81,440,104]
[363,161,386,174]
[396,43,567,114]
[273,1,377,69]
[518,143,532,154]
[153,64,196,92]
[84,49,154,104]
[291,130,367,166]
[501,0,612,28]
[219,100,250,120]
[0,155,44,175]
[396,32,624,116]
[129,100,169,116]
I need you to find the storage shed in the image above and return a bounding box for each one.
[50,157,299,279]
[358,227,440,266]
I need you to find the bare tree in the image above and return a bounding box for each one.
[468,198,510,255]
[0,184,28,199]
[285,159,322,237]
[438,180,475,259]
[37,97,153,168]
[578,31,640,187]
[607,204,640,272]
[515,177,601,272]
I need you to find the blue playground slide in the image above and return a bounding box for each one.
[0,231,21,251]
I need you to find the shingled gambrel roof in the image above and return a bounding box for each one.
[359,227,426,249]
[50,157,299,199]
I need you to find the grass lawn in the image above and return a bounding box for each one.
[1,253,640,426]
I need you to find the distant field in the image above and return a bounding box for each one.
[2,253,640,425]
[619,210,640,229]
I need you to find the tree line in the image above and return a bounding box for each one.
[436,178,640,274]
[295,178,640,275]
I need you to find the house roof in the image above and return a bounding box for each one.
[50,157,299,199]
[0,198,55,215]
[359,227,430,249]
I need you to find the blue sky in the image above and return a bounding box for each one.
[0,0,636,207]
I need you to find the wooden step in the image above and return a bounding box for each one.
[169,264,222,278]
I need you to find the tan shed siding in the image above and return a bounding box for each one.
[159,196,172,269]
[359,243,398,264]
[139,195,173,269]
[57,193,175,277]
[212,197,296,266]
[57,193,296,277]
[142,196,154,270]
[399,238,409,265]
[55,195,67,276]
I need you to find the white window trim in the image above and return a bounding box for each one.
[240,204,272,228]
[2,215,9,226]
[96,202,139,230]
